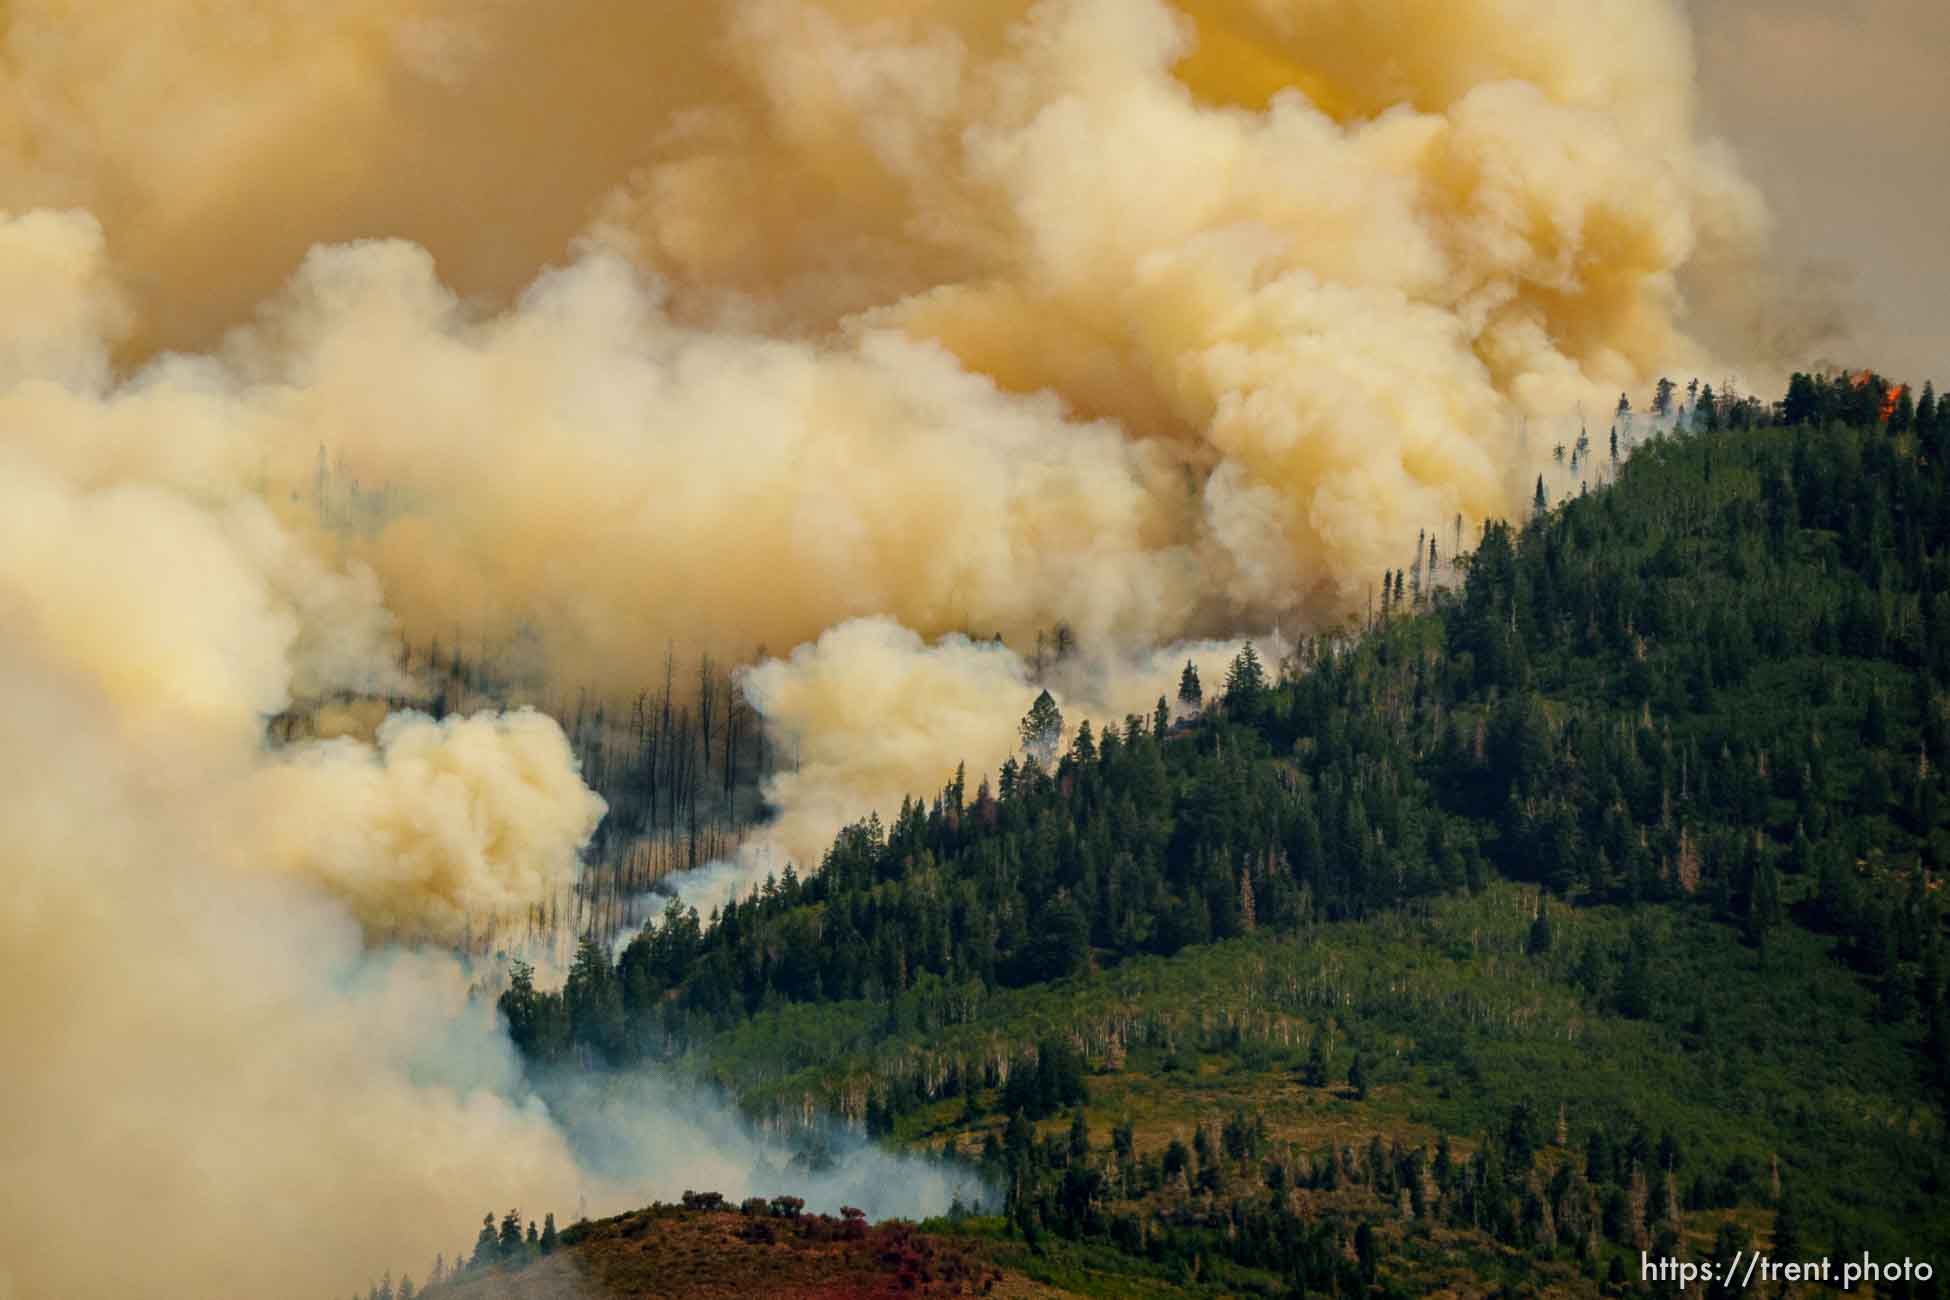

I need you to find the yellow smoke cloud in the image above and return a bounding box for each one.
[0,1,1791,1293]
[250,710,607,944]
[0,0,1769,678]
[741,619,1039,870]
[0,212,608,1299]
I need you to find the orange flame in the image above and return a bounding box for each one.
[1848,370,1906,422]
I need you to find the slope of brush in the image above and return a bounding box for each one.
[414,1202,1067,1300]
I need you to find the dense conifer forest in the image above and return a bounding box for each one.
[485,373,1950,1297]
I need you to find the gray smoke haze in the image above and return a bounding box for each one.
[1691,0,1950,380]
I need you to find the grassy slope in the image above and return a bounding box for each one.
[683,880,1942,1294]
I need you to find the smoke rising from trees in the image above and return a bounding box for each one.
[0,1,1823,1294]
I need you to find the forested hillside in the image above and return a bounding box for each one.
[490,374,1950,1296]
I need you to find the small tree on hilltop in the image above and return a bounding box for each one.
[471,1213,497,1271]
[1021,690,1064,765]
[1224,644,1267,716]
[498,1209,524,1260]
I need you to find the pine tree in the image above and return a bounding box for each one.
[961,1080,985,1127]
[1527,896,1554,955]
[471,1213,497,1271]
[1892,386,1916,433]
[1865,688,1890,746]
[1303,1034,1328,1088]
[1069,719,1096,764]
[565,937,624,1061]
[1223,644,1266,715]
[1627,1164,1650,1249]
[1177,661,1203,712]
[1698,384,1720,431]
[540,1213,559,1255]
[498,1209,524,1259]
[1533,475,1548,517]
[1784,372,1819,425]
[1746,854,1782,944]
[1349,1051,1370,1100]
[1020,690,1064,764]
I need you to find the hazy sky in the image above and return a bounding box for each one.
[1694,0,1949,384]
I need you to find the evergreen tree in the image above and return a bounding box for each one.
[1178,661,1203,712]
[565,937,625,1061]
[498,1209,524,1260]
[1224,644,1267,716]
[1784,372,1819,425]
[1303,1034,1328,1088]
[471,1213,497,1271]
[1891,385,1916,434]
[1527,896,1554,956]
[1746,854,1783,944]
[1864,688,1890,747]
[1618,924,1655,1020]
[1654,376,1676,416]
[1021,690,1064,764]
[1533,475,1548,517]
[1349,1051,1370,1100]
[1069,719,1096,764]
[1024,892,1090,982]
[540,1213,559,1255]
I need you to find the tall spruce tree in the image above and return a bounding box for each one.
[1020,690,1064,764]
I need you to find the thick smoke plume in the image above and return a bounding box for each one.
[0,1,1791,1295]
[1,0,1766,676]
